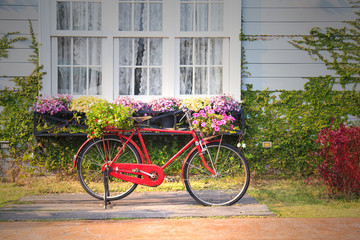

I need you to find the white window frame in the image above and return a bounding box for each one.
[39,0,242,101]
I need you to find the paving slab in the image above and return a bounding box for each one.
[0,191,273,221]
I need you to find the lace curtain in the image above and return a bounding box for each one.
[180,1,224,94]
[56,1,102,95]
[118,38,162,95]
[180,38,223,95]
[57,37,102,95]
[118,1,163,96]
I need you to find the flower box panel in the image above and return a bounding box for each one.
[33,111,87,137]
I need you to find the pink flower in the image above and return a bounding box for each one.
[214,126,220,132]
[201,113,206,118]
[193,113,200,118]
[204,106,211,111]
[192,120,199,125]
[208,109,215,114]
[201,122,207,127]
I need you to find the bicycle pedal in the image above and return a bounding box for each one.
[165,178,175,182]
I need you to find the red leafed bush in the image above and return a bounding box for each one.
[314,122,360,197]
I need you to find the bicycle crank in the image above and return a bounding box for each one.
[102,163,165,187]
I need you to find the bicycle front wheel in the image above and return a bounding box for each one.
[77,135,141,201]
[183,142,250,206]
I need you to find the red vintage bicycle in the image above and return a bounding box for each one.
[73,108,250,208]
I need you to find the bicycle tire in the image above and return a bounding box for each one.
[77,135,141,201]
[183,142,250,206]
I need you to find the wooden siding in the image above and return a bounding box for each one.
[242,0,357,91]
[0,0,38,86]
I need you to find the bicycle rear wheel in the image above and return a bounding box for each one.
[183,142,250,206]
[77,135,141,201]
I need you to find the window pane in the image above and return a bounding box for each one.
[58,37,71,65]
[88,2,102,31]
[134,3,147,31]
[88,38,102,65]
[73,67,87,95]
[209,38,223,65]
[180,67,193,94]
[134,68,147,95]
[149,38,162,66]
[210,3,223,31]
[57,1,70,30]
[180,3,193,31]
[180,38,193,65]
[149,3,162,31]
[195,38,207,65]
[134,38,147,66]
[195,67,207,94]
[119,3,132,31]
[119,38,133,66]
[119,68,132,95]
[196,3,208,31]
[89,67,102,95]
[73,2,86,30]
[209,67,222,94]
[149,68,162,95]
[73,37,87,65]
[58,67,71,94]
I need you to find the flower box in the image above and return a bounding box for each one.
[33,111,88,137]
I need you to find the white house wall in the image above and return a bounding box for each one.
[242,0,357,91]
[0,0,39,90]
[0,0,357,92]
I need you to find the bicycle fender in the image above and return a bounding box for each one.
[72,135,145,169]
[73,137,94,168]
[180,139,221,182]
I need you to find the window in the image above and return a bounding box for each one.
[54,0,103,96]
[180,0,224,32]
[180,38,223,95]
[57,37,102,95]
[42,0,241,100]
[179,0,225,95]
[118,0,162,31]
[116,38,163,95]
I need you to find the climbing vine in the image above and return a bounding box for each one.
[241,1,360,175]
[0,21,46,180]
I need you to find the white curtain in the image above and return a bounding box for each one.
[88,2,102,31]
[73,2,86,30]
[180,38,223,94]
[118,38,162,96]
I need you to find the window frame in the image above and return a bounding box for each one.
[39,0,242,101]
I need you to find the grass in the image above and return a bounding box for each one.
[247,176,360,217]
[1,175,359,217]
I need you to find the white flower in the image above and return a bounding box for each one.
[242,143,246,148]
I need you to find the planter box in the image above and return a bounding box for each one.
[33,111,88,137]
[33,109,245,137]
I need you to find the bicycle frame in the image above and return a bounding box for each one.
[73,126,219,187]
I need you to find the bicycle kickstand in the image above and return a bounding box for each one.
[103,167,111,209]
